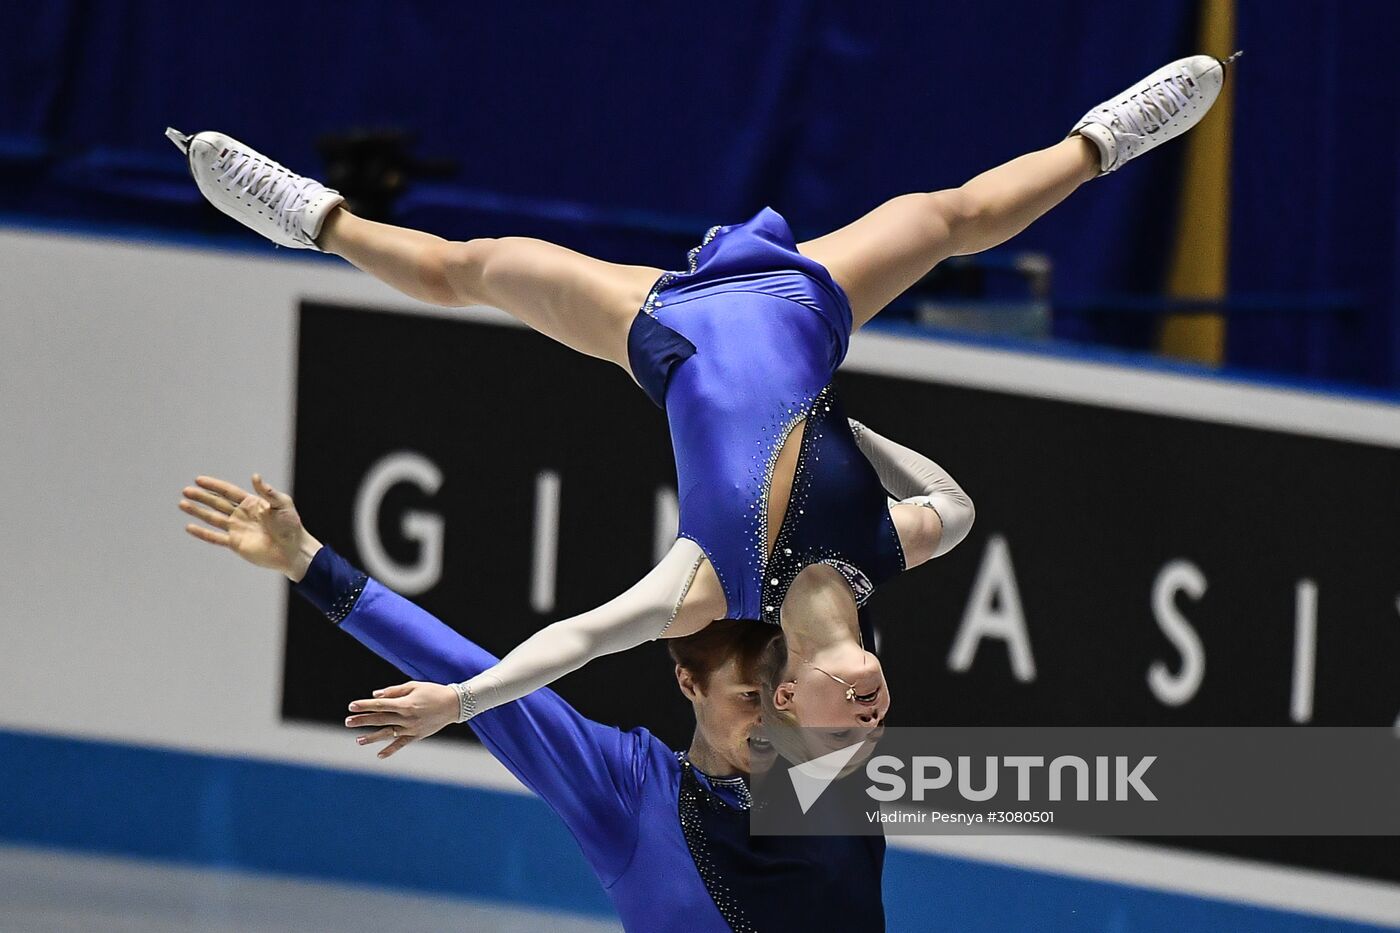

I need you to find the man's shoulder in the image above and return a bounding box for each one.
[605,724,688,802]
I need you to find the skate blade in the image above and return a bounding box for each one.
[164,127,192,155]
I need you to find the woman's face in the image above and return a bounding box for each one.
[776,644,890,755]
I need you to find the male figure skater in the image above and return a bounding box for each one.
[181,473,886,931]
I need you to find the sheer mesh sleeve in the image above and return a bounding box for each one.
[849,418,975,557]
[457,538,708,718]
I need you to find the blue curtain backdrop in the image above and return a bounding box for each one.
[1229,0,1400,387]
[4,1,1398,387]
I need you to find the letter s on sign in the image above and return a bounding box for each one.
[1147,559,1206,707]
[354,451,444,595]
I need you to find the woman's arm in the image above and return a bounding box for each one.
[452,538,707,720]
[180,472,710,722]
[849,419,976,566]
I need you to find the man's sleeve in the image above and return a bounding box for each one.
[293,545,646,885]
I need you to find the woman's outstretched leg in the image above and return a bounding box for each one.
[168,128,661,375]
[800,54,1230,329]
[317,210,662,373]
[799,137,1099,328]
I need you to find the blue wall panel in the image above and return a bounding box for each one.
[5,2,1399,383]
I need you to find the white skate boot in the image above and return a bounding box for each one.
[1071,53,1239,175]
[166,128,344,250]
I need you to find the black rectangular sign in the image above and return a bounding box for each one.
[285,301,1400,880]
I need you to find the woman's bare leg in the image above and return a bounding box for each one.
[798,135,1100,329]
[318,209,663,374]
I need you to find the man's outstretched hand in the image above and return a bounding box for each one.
[180,474,322,581]
[183,475,457,760]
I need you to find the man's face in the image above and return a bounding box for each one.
[678,656,774,775]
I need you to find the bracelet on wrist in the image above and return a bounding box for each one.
[450,682,477,723]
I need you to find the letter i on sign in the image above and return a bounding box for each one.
[531,470,562,613]
[1291,579,1317,724]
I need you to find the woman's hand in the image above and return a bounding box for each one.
[345,681,460,759]
[180,474,322,581]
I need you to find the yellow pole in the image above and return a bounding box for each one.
[1160,0,1236,364]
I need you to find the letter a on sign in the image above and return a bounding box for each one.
[948,535,1036,682]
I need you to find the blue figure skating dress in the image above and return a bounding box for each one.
[628,208,906,623]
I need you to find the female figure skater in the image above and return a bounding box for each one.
[172,55,1229,749]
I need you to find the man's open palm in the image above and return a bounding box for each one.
[180,474,315,578]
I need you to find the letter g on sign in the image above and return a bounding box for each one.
[354,451,444,595]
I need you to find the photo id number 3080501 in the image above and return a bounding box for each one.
[985,810,1055,824]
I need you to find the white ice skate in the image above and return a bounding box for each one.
[1072,53,1239,175]
[166,128,344,250]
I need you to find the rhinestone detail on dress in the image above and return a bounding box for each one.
[326,571,368,625]
[676,754,757,932]
[657,551,707,638]
[641,224,723,317]
[752,387,824,613]
[759,388,883,623]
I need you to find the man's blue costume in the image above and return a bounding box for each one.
[295,546,885,932]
